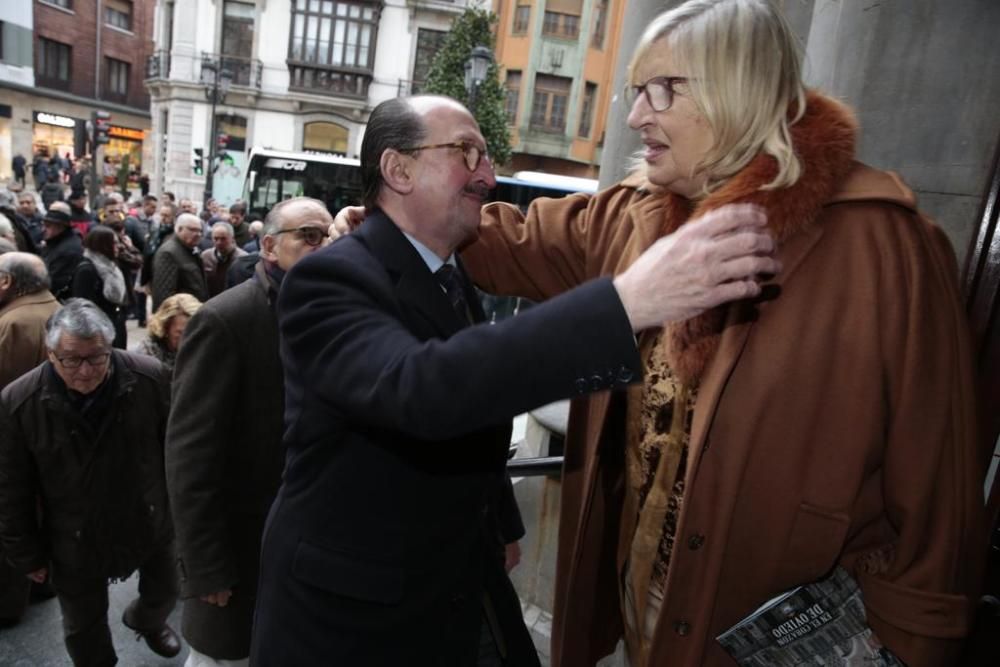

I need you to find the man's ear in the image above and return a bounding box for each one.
[261,234,278,262]
[380,149,414,196]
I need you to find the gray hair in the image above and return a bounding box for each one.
[211,221,235,237]
[0,213,13,240]
[45,299,115,350]
[262,197,328,236]
[0,252,50,296]
[0,238,17,255]
[176,213,203,231]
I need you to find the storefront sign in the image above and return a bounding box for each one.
[34,112,76,128]
[109,126,145,141]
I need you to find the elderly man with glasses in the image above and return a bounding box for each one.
[152,212,209,311]
[0,299,181,665]
[167,197,332,667]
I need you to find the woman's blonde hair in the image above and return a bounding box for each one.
[149,293,202,340]
[628,0,806,192]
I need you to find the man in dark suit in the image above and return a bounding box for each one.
[251,96,777,666]
[151,213,208,310]
[167,197,332,665]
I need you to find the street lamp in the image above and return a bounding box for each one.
[464,45,494,112]
[200,56,233,205]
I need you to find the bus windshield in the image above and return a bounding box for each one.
[243,150,365,219]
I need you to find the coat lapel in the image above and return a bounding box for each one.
[356,210,468,337]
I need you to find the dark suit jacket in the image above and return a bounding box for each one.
[167,262,284,659]
[251,211,640,666]
[151,235,208,311]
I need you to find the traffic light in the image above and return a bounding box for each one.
[92,110,111,146]
[217,133,229,152]
[193,148,204,175]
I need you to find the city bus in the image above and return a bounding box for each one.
[241,147,598,218]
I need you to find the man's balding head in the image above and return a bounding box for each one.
[0,252,50,305]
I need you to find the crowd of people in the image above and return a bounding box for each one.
[0,1,988,666]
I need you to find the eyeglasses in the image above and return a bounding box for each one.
[399,141,490,172]
[274,225,327,247]
[54,352,111,369]
[626,76,689,112]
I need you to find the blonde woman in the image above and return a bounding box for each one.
[458,1,984,665]
[132,293,202,372]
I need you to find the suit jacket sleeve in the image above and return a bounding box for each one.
[279,246,641,443]
[166,304,242,597]
[856,213,987,666]
[0,397,47,573]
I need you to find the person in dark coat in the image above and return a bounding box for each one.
[151,213,208,311]
[15,193,44,244]
[200,221,246,298]
[31,153,49,189]
[250,96,700,667]
[40,203,83,301]
[166,198,330,664]
[0,299,181,665]
[72,226,129,348]
[11,154,26,187]
[40,173,64,210]
[0,192,38,255]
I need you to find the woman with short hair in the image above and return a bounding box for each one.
[72,225,128,348]
[131,293,202,373]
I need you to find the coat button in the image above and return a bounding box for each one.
[674,620,691,636]
[688,534,705,550]
[590,375,604,391]
[617,366,634,383]
[574,378,587,394]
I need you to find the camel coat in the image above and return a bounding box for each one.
[0,291,59,391]
[462,93,985,667]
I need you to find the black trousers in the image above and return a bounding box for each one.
[52,543,179,667]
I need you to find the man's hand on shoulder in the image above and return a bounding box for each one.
[614,204,781,331]
[332,206,365,240]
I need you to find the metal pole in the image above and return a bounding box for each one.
[205,85,217,205]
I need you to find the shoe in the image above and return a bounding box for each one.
[121,612,182,658]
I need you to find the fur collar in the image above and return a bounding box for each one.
[659,91,858,383]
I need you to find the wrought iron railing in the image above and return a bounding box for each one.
[287,61,372,99]
[145,50,170,79]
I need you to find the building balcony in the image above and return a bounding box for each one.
[145,50,170,80]
[211,53,263,89]
[287,61,371,99]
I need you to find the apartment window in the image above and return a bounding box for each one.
[578,82,597,138]
[530,74,571,133]
[105,0,133,31]
[222,1,255,58]
[505,70,522,124]
[36,37,71,84]
[513,6,530,34]
[106,57,130,97]
[42,0,72,8]
[411,28,447,93]
[289,0,379,70]
[303,121,348,155]
[542,11,579,39]
[591,1,607,49]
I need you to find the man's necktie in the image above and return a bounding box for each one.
[435,264,471,323]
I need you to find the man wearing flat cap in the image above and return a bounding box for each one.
[40,202,83,302]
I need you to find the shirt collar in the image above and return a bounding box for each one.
[400,230,456,273]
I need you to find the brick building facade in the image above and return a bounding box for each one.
[0,0,155,187]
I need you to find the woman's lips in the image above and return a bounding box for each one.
[644,142,668,161]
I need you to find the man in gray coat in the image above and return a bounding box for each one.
[152,213,208,310]
[166,197,333,664]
